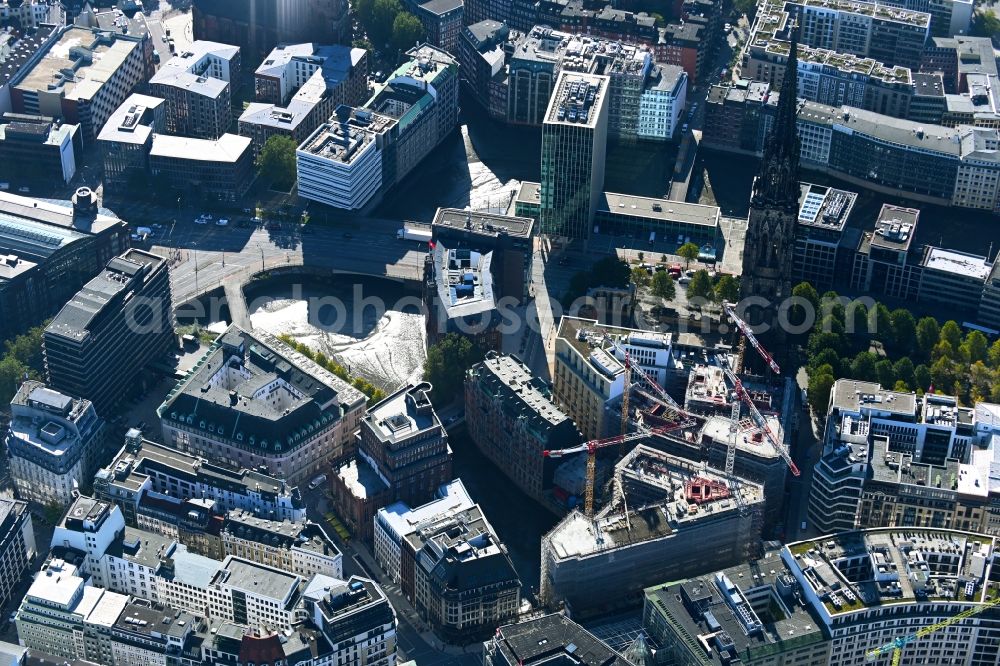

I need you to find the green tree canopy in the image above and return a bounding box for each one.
[989,339,1000,368]
[714,274,740,304]
[651,271,675,300]
[962,330,989,365]
[257,135,298,188]
[370,0,403,46]
[677,242,699,268]
[914,364,932,392]
[391,12,424,54]
[973,9,1000,38]
[892,357,916,389]
[686,269,713,301]
[875,359,895,390]
[940,320,963,350]
[889,308,917,356]
[871,303,893,344]
[808,367,836,413]
[631,266,651,289]
[791,281,820,312]
[808,330,846,358]
[808,348,841,376]
[916,317,940,357]
[423,334,483,404]
[850,351,879,383]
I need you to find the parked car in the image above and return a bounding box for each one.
[216,219,229,226]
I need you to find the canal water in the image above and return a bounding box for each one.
[246,277,426,392]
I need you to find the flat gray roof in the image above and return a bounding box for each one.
[150,133,250,163]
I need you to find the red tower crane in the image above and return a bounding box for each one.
[543,420,693,517]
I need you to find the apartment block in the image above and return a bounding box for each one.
[240,44,368,159]
[458,20,511,120]
[297,45,458,211]
[97,94,166,190]
[221,510,342,579]
[465,352,582,503]
[148,41,239,140]
[159,325,366,485]
[0,187,128,342]
[7,382,106,507]
[0,498,35,609]
[642,550,832,666]
[374,479,474,586]
[424,240,503,351]
[406,503,520,643]
[540,445,764,616]
[94,429,305,528]
[148,133,254,202]
[553,316,675,440]
[44,249,174,415]
[405,0,464,53]
[331,382,450,543]
[11,25,150,141]
[793,183,858,291]
[17,553,396,666]
[0,114,80,184]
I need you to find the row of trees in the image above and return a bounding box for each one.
[277,334,386,403]
[0,324,46,407]
[798,282,1000,412]
[631,265,739,305]
[354,0,425,55]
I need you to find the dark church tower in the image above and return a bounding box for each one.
[740,29,801,332]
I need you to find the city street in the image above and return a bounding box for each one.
[144,215,426,305]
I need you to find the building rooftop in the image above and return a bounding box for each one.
[597,191,721,228]
[406,504,520,594]
[430,242,496,319]
[473,352,573,428]
[160,325,364,452]
[544,70,609,127]
[298,108,394,165]
[14,26,141,102]
[377,479,474,541]
[223,510,340,559]
[0,191,123,268]
[364,382,442,444]
[829,379,918,416]
[511,25,653,78]
[546,446,764,562]
[150,133,250,163]
[149,40,238,97]
[921,246,991,280]
[432,208,534,240]
[45,249,165,343]
[784,529,997,616]
[97,94,164,146]
[796,183,856,232]
[870,204,919,252]
[113,600,196,641]
[95,433,299,503]
[490,613,631,665]
[0,24,60,87]
[334,458,389,499]
[8,381,96,470]
[216,557,300,604]
[645,549,825,665]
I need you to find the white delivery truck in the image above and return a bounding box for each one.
[397,225,432,243]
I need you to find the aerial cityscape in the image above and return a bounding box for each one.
[0,0,1000,665]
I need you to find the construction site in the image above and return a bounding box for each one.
[539,444,765,616]
[540,306,802,616]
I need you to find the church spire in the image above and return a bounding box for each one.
[751,24,801,211]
